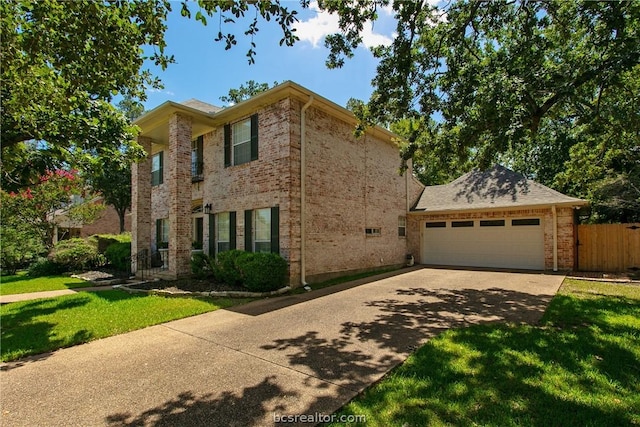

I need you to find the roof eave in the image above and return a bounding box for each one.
[409,200,589,215]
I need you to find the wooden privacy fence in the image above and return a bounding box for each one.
[577,223,640,272]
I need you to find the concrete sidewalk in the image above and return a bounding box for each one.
[0,285,117,304]
[0,267,564,426]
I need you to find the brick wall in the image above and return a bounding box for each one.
[79,205,130,238]
[131,136,152,264]
[202,98,297,282]
[144,95,420,285]
[167,113,193,277]
[409,207,576,271]
[302,104,412,281]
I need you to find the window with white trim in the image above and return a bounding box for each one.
[398,216,406,237]
[216,212,230,253]
[232,118,252,165]
[365,227,381,236]
[254,208,271,253]
[151,152,163,186]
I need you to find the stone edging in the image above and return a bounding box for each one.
[115,283,292,298]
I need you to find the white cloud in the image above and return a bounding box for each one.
[294,1,394,49]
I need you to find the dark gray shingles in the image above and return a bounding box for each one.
[413,164,587,212]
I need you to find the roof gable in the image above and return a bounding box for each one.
[412,164,587,212]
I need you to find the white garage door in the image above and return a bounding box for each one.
[422,218,544,270]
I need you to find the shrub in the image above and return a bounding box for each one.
[235,252,288,292]
[49,238,104,271]
[191,252,214,278]
[28,258,65,277]
[212,250,245,286]
[104,242,131,272]
[89,233,131,253]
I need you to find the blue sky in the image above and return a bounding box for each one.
[141,1,397,110]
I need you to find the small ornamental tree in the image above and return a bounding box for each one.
[1,169,102,252]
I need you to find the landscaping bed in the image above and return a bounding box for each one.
[126,278,247,293]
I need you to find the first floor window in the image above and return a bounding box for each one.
[244,207,279,253]
[216,212,230,253]
[156,218,169,248]
[193,217,203,249]
[254,208,271,253]
[398,216,407,237]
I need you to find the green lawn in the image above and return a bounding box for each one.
[0,290,243,361]
[330,279,640,426]
[0,272,92,295]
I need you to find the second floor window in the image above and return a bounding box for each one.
[151,151,163,186]
[224,114,258,167]
[192,136,203,181]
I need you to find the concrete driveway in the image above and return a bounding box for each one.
[1,267,564,426]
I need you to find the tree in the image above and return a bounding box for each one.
[1,170,102,252]
[220,80,279,105]
[1,0,300,185]
[80,96,145,233]
[319,1,639,166]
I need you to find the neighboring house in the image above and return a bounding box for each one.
[131,81,424,285]
[51,198,131,243]
[407,165,588,271]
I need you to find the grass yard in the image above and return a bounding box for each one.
[0,272,91,295]
[330,278,640,426]
[0,290,243,362]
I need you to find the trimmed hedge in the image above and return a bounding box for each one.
[235,252,288,292]
[49,238,105,272]
[191,252,214,278]
[27,258,65,277]
[212,250,245,286]
[104,242,131,272]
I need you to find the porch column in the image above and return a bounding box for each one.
[168,112,193,278]
[131,136,152,272]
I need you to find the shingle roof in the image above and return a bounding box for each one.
[179,99,222,114]
[412,164,587,212]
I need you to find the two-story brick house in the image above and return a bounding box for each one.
[131,81,424,286]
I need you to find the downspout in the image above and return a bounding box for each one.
[552,205,558,272]
[300,96,314,285]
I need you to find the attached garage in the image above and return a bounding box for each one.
[409,165,588,271]
[422,217,544,270]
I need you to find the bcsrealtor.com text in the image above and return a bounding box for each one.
[273,412,366,424]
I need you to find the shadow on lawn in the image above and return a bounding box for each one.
[0,296,93,368]
[339,286,553,355]
[336,293,640,426]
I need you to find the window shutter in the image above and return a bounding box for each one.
[224,124,231,167]
[250,114,258,161]
[155,219,162,246]
[158,151,163,185]
[196,136,203,174]
[270,206,279,254]
[208,214,215,255]
[229,211,237,250]
[244,210,253,252]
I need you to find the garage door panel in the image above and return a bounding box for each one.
[422,219,544,270]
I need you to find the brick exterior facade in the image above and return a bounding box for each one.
[134,86,422,285]
[132,82,579,284]
[131,136,152,267]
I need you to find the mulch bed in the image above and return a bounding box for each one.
[127,278,247,293]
